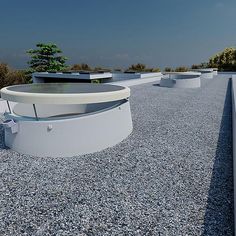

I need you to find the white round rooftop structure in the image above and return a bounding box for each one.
[191,68,214,79]
[1,83,130,105]
[1,83,133,157]
[160,72,201,88]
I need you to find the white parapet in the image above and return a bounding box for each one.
[111,72,162,82]
[213,68,218,76]
[110,72,162,87]
[160,72,201,88]
[33,72,162,84]
[111,72,140,81]
[32,72,112,83]
[231,75,236,230]
[139,72,162,79]
[1,83,133,157]
[79,72,112,80]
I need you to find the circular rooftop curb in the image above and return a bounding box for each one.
[1,83,133,157]
[1,83,130,104]
[160,72,201,88]
[191,68,214,79]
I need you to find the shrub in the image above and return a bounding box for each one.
[175,66,189,72]
[91,79,101,83]
[70,64,82,71]
[127,64,161,72]
[0,63,29,90]
[150,68,161,72]
[191,64,200,69]
[164,67,173,72]
[191,63,208,69]
[128,63,146,72]
[71,63,92,71]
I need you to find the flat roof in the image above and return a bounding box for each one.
[0,74,233,235]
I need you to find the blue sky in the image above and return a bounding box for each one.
[0,0,236,69]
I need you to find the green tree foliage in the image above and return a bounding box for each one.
[0,63,29,89]
[27,43,68,72]
[208,47,236,71]
[175,66,188,72]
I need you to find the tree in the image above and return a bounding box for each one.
[27,43,68,72]
[0,63,29,89]
[208,54,220,68]
[208,47,236,71]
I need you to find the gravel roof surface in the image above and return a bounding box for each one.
[0,75,234,235]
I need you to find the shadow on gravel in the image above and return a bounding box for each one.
[152,84,160,87]
[203,79,234,235]
[0,125,6,149]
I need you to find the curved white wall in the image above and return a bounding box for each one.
[192,69,214,79]
[160,73,201,88]
[4,100,133,157]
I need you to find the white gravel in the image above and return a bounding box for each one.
[0,75,233,235]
